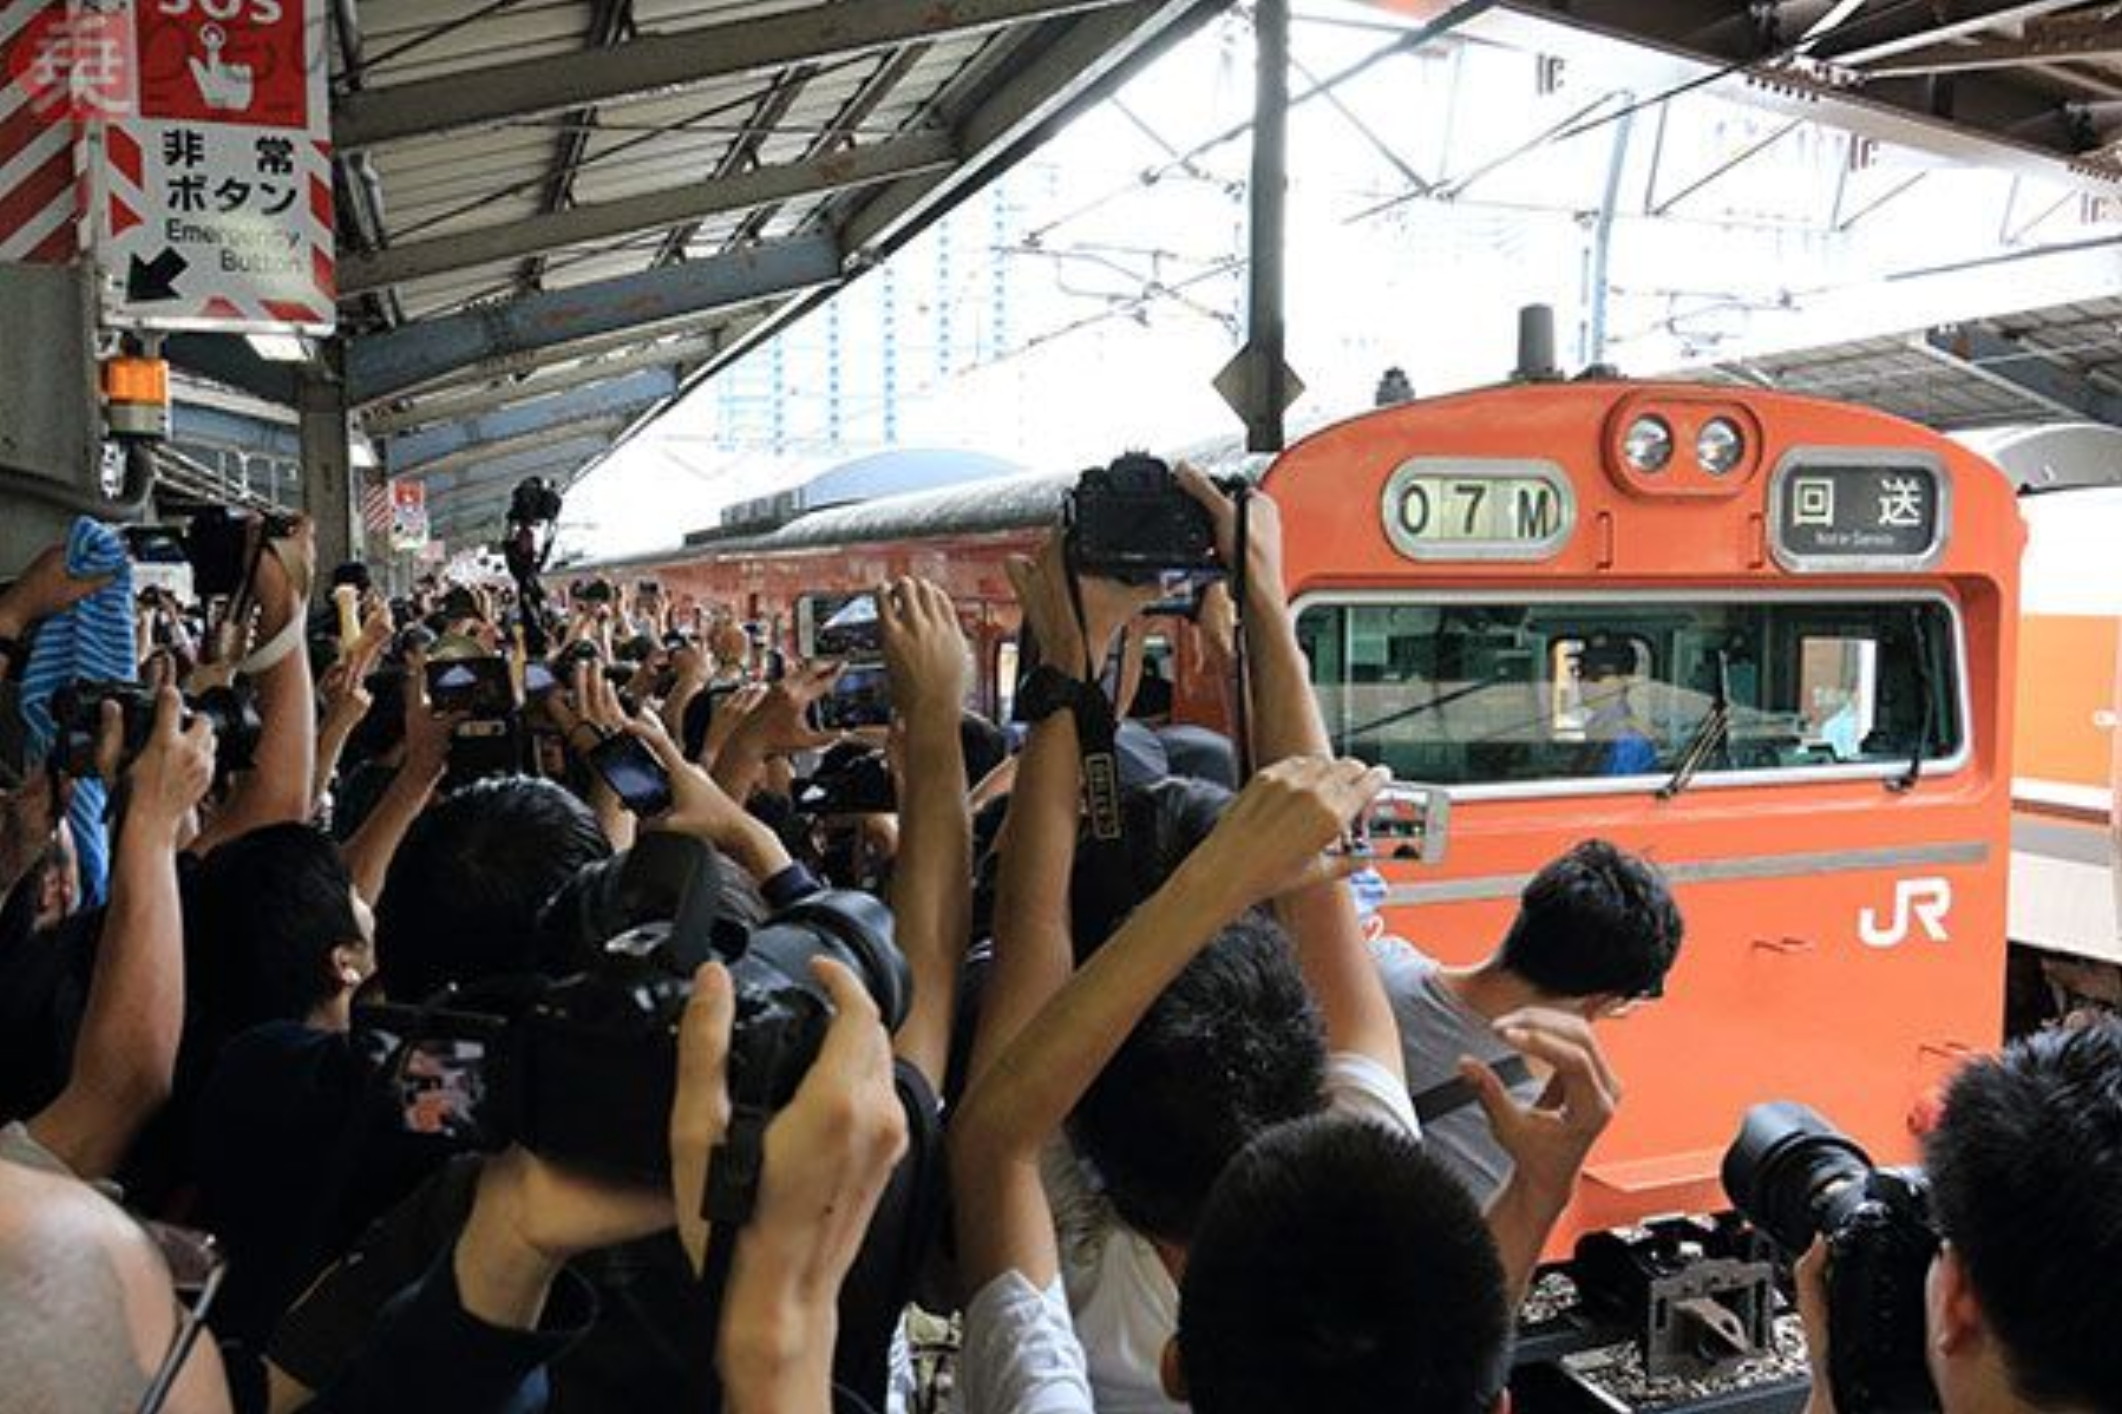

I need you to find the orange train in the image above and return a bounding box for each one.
[600,378,2025,1258]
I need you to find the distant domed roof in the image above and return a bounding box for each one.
[804,448,1029,505]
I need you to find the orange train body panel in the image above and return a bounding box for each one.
[1265,382,2021,1254]
[610,379,2026,1258]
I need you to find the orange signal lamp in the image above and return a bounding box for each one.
[103,355,171,441]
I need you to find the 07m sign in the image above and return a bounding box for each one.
[94,0,333,331]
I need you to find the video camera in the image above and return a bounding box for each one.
[357,834,910,1181]
[1064,453,1225,586]
[49,678,262,780]
[1723,1102,1940,1414]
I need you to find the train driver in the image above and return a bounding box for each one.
[1575,635,1658,777]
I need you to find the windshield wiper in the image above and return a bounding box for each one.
[1656,649,1731,800]
[1890,609,1934,794]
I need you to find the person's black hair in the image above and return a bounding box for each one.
[374,776,610,1001]
[1179,1115,1512,1414]
[1925,1018,2122,1412]
[1068,776,1231,960]
[1157,724,1239,790]
[681,689,715,761]
[959,711,1007,791]
[189,824,361,1032]
[1069,911,1325,1242]
[1497,839,1682,999]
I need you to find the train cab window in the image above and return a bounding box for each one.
[1296,597,1963,791]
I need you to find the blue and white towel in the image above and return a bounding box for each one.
[18,520,136,908]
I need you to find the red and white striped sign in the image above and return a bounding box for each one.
[96,0,334,331]
[0,1,121,264]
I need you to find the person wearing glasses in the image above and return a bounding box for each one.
[1371,839,1683,1204]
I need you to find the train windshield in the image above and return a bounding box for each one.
[1297,595,1963,791]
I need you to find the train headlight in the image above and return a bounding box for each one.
[1697,417,1745,476]
[1623,415,1673,473]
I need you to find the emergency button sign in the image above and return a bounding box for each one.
[1381,459,1575,562]
[136,0,307,129]
[96,0,333,331]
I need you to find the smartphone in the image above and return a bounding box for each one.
[523,661,560,698]
[1342,781,1451,864]
[586,732,674,816]
[426,657,515,717]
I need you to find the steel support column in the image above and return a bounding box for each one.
[1240,0,1289,453]
[346,234,843,403]
[298,349,355,569]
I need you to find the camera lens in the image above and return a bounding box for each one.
[741,889,910,1032]
[1722,1100,1878,1253]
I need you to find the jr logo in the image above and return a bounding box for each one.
[1858,877,1953,949]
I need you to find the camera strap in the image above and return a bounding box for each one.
[1229,485,1254,785]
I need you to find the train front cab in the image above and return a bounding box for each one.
[1265,382,2023,1255]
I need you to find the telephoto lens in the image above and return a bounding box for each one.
[1723,1103,1941,1414]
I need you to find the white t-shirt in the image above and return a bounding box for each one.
[958,1271,1094,1414]
[1019,1053,1420,1414]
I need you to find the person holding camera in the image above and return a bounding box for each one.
[0,944,907,1414]
[1786,1018,2122,1414]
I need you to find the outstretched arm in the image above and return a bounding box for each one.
[953,757,1383,1292]
[877,577,973,1088]
[28,691,214,1178]
[194,521,316,852]
[1181,467,1404,1082]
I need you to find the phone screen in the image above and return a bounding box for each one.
[588,733,674,816]
[523,662,559,697]
[426,657,514,716]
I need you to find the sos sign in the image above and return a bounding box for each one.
[136,0,312,129]
[1380,459,1575,562]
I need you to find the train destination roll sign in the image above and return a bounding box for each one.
[1773,460,1945,570]
[1381,459,1574,561]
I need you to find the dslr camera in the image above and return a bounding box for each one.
[186,506,299,600]
[1723,1101,1940,1414]
[1064,453,1224,586]
[360,833,910,1182]
[49,678,262,780]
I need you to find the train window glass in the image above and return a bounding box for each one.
[1296,597,1962,790]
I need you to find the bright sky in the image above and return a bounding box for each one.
[557,1,2121,560]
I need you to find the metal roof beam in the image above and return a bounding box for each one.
[388,367,677,471]
[1820,1,2089,68]
[335,0,1139,151]
[1866,29,2122,79]
[341,132,952,296]
[421,434,617,500]
[844,0,1204,257]
[1915,323,2122,425]
[364,342,708,435]
[403,415,633,481]
[361,320,735,411]
[346,233,842,404]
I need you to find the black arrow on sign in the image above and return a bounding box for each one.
[126,248,189,302]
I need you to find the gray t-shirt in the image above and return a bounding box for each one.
[1372,939,1542,1206]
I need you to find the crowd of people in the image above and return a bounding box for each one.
[0,468,2114,1414]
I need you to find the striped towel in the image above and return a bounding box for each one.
[18,520,136,909]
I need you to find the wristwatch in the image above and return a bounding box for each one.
[1018,664,1098,724]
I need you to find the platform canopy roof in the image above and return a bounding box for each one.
[1683,294,2122,429]
[170,0,1217,540]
